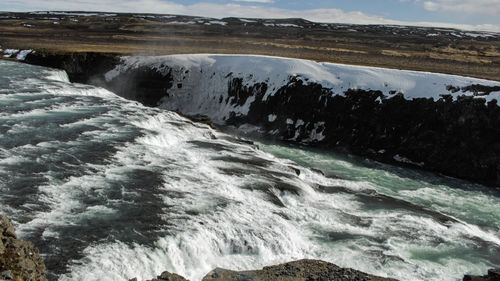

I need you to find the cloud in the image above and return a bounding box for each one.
[2,0,500,32]
[423,0,500,16]
[233,0,274,3]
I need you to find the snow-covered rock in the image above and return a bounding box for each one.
[105,54,500,122]
[103,54,500,186]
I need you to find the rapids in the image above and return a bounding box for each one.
[0,60,499,281]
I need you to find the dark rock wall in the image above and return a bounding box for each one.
[18,53,500,187]
[24,52,120,84]
[463,268,500,281]
[105,66,174,107]
[225,77,500,187]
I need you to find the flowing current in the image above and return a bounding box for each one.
[1,60,499,281]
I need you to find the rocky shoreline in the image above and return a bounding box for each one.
[0,215,45,281]
[130,260,500,281]
[132,260,399,281]
[16,51,500,188]
[1,214,401,281]
[2,214,500,281]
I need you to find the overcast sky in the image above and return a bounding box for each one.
[1,0,500,31]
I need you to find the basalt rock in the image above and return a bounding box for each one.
[105,65,174,107]
[201,259,397,281]
[131,260,397,281]
[95,60,500,187]
[24,51,120,85]
[226,77,500,187]
[463,268,500,281]
[130,271,190,281]
[0,215,46,281]
[18,51,500,187]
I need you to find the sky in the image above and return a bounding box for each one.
[1,0,500,32]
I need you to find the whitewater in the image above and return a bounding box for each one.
[1,59,499,281]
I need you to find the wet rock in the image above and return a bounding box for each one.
[463,268,500,281]
[0,217,17,241]
[201,259,398,281]
[181,113,218,129]
[131,271,190,281]
[105,65,173,107]
[1,270,12,280]
[0,215,46,281]
[224,79,500,187]
[19,51,500,187]
[24,51,120,85]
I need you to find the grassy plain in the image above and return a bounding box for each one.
[1,12,499,81]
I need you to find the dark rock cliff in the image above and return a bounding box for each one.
[24,51,119,84]
[19,52,500,188]
[101,63,500,187]
[225,77,500,187]
[463,268,500,281]
[0,215,46,281]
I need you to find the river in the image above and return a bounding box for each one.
[0,60,499,281]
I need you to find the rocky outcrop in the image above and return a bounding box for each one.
[463,268,500,281]
[0,215,46,281]
[98,55,500,188]
[226,78,500,187]
[202,259,397,281]
[17,51,500,187]
[24,51,119,84]
[130,271,189,281]
[104,65,173,107]
[131,259,398,281]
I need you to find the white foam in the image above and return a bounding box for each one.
[3,60,500,281]
[42,68,70,82]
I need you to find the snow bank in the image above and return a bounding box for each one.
[16,50,32,60]
[3,49,19,58]
[105,54,500,123]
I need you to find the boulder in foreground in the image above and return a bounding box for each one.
[133,259,398,281]
[201,259,398,281]
[0,215,46,281]
[463,268,500,281]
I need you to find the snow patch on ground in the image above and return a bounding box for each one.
[16,50,32,60]
[239,18,256,23]
[2,49,33,60]
[276,23,303,28]
[168,21,196,25]
[3,49,19,57]
[206,21,227,26]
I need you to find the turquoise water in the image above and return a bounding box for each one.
[260,143,500,232]
[258,142,500,279]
